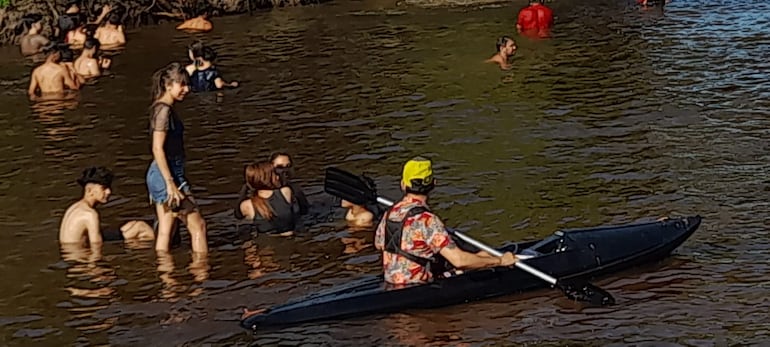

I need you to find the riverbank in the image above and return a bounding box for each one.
[0,0,321,46]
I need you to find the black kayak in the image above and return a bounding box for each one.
[241,216,701,331]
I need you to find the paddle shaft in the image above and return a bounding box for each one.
[375,196,558,286]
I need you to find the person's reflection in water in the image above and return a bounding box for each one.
[60,243,118,300]
[242,240,280,280]
[156,251,183,301]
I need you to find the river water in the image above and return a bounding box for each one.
[1,0,768,345]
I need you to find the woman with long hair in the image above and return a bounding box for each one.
[145,62,208,253]
[238,162,298,236]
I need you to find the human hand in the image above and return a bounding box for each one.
[230,81,239,88]
[101,4,112,14]
[99,57,112,70]
[499,252,517,267]
[166,181,185,210]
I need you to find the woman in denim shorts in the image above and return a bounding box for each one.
[146,62,208,254]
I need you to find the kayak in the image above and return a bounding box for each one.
[241,216,701,331]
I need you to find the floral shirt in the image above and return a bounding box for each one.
[375,196,454,285]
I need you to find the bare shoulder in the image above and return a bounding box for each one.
[279,186,293,201]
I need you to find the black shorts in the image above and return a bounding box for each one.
[102,228,125,242]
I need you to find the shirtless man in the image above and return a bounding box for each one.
[59,166,155,245]
[28,46,80,99]
[485,36,517,70]
[95,12,126,48]
[18,14,50,56]
[65,5,112,47]
[176,9,213,32]
[341,199,374,228]
[60,46,86,85]
[74,38,111,78]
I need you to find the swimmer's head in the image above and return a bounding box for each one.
[195,6,212,19]
[77,166,113,203]
[83,37,100,52]
[65,0,81,14]
[269,152,292,169]
[108,12,122,26]
[15,13,44,35]
[496,36,516,56]
[244,162,281,191]
[188,41,204,60]
[43,43,63,62]
[60,46,75,63]
[151,62,190,102]
[201,46,217,63]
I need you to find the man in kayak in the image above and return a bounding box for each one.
[516,0,554,37]
[60,166,155,245]
[374,157,517,285]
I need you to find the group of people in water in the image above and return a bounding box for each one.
[51,0,673,292]
[19,1,229,99]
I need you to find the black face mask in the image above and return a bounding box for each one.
[274,166,293,186]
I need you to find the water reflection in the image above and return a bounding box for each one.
[0,0,769,344]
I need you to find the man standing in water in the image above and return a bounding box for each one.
[374,157,516,285]
[516,0,554,37]
[176,8,213,32]
[74,38,111,78]
[28,45,80,99]
[18,14,50,56]
[485,36,517,70]
[95,12,127,48]
[60,167,155,245]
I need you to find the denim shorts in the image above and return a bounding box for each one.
[146,158,191,204]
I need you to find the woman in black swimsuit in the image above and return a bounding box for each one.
[237,162,298,236]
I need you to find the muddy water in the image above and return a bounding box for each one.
[0,0,768,345]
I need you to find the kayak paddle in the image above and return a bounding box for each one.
[324,167,615,306]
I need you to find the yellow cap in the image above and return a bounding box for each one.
[402,156,434,188]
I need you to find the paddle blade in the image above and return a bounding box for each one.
[560,281,615,306]
[324,167,378,205]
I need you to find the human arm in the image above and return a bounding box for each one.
[440,244,516,270]
[289,182,309,215]
[63,66,79,89]
[239,199,255,220]
[374,214,386,251]
[214,77,239,89]
[85,210,103,245]
[28,71,39,97]
[92,5,111,24]
[234,184,249,219]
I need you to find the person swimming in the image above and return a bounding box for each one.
[59,166,155,245]
[185,44,238,92]
[59,45,86,86]
[74,37,111,78]
[17,14,50,56]
[269,152,309,215]
[237,162,299,236]
[485,36,517,70]
[95,10,127,48]
[341,199,374,228]
[176,7,213,32]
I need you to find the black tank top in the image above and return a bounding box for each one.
[253,189,297,234]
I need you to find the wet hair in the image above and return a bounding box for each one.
[84,23,98,38]
[201,46,217,62]
[150,62,190,102]
[60,46,75,62]
[84,37,100,50]
[189,41,205,58]
[195,6,212,18]
[15,14,44,35]
[77,166,113,189]
[245,162,281,220]
[269,152,292,167]
[107,12,122,25]
[42,42,63,60]
[496,36,513,52]
[65,0,82,11]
